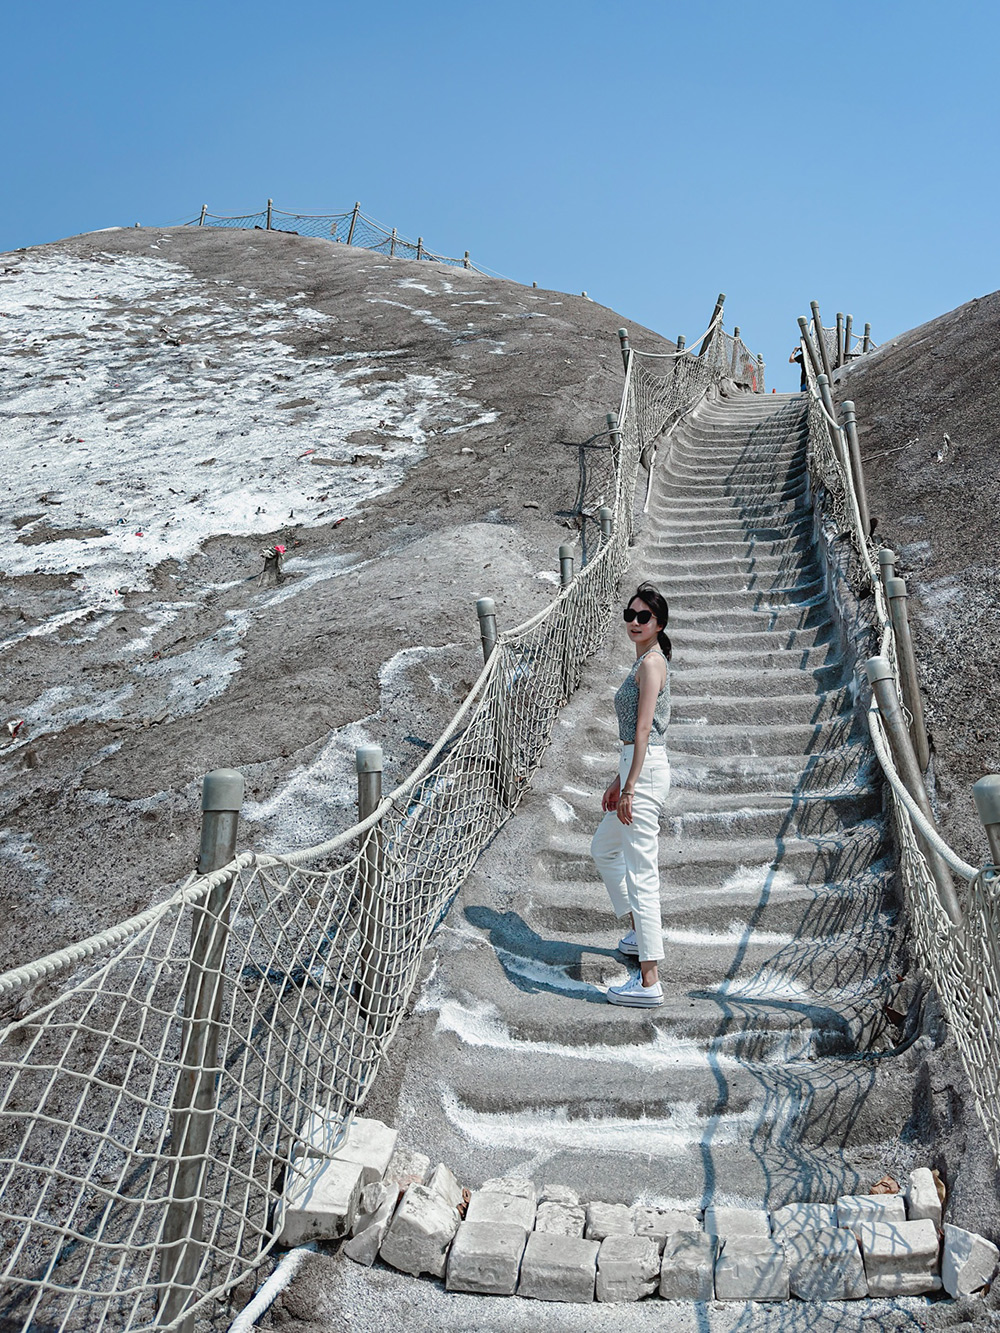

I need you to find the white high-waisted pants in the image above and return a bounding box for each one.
[590,744,671,962]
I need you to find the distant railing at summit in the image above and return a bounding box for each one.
[185,199,501,276]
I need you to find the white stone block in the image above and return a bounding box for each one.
[518,1232,599,1302]
[540,1183,581,1206]
[279,1157,364,1245]
[535,1201,586,1237]
[427,1162,464,1211]
[596,1234,660,1301]
[942,1224,999,1298]
[703,1206,770,1240]
[379,1183,460,1278]
[660,1231,716,1301]
[770,1201,838,1238]
[481,1176,537,1204]
[905,1168,943,1228]
[384,1146,430,1191]
[715,1236,789,1301]
[295,1114,397,1187]
[858,1217,940,1297]
[632,1206,700,1251]
[466,1188,536,1231]
[357,1180,392,1219]
[836,1193,906,1234]
[446,1220,528,1296]
[782,1227,868,1300]
[585,1201,633,1240]
[342,1196,395,1267]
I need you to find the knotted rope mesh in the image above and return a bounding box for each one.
[190,205,489,273]
[802,348,1000,1164]
[0,320,756,1330]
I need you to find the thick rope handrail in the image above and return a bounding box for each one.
[867,705,977,880]
[631,308,725,360]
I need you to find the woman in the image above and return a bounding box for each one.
[590,582,672,1008]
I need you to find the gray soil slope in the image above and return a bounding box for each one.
[832,293,1000,865]
[0,226,671,976]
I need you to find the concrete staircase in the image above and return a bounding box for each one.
[377,389,904,1216]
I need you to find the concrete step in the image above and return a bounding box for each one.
[539,821,888,888]
[527,866,892,941]
[658,717,865,756]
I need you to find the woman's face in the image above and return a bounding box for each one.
[625,597,662,652]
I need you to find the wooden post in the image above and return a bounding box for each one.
[862,322,872,354]
[559,544,574,590]
[698,293,725,358]
[356,746,387,1032]
[416,237,423,260]
[796,317,823,381]
[840,400,871,537]
[266,199,273,231]
[866,657,961,924]
[885,577,931,772]
[389,228,397,258]
[810,300,835,383]
[463,251,470,269]
[159,770,244,1332]
[835,313,844,369]
[817,374,849,476]
[618,328,630,371]
[844,313,853,361]
[756,354,765,394]
[198,205,207,226]
[730,326,741,377]
[878,547,897,592]
[973,776,1000,867]
[346,202,360,246]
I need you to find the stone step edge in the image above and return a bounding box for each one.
[269,1121,996,1306]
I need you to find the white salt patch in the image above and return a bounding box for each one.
[0,830,52,887]
[132,609,249,714]
[429,993,736,1072]
[493,946,606,996]
[662,924,795,947]
[0,253,489,604]
[712,968,878,1003]
[547,795,577,824]
[440,1088,794,1166]
[243,643,458,850]
[535,570,560,585]
[5,681,133,753]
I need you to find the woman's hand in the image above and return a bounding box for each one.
[616,786,635,826]
[602,776,621,812]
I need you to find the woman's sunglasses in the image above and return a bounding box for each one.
[623,608,653,624]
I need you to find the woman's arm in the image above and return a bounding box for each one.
[617,655,667,825]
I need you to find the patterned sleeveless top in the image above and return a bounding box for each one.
[614,647,671,745]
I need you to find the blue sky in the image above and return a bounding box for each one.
[3,0,996,389]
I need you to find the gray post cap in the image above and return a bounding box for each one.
[817,373,829,386]
[559,544,574,559]
[878,548,897,567]
[618,328,629,338]
[606,412,619,429]
[476,597,496,617]
[865,655,894,685]
[886,577,908,599]
[842,399,857,416]
[973,776,1000,828]
[356,745,383,774]
[202,769,244,812]
[598,505,613,520]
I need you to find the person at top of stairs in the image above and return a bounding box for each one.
[590,582,672,1009]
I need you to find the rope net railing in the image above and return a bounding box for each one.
[186,201,501,276]
[0,311,760,1330]
[801,347,1000,1165]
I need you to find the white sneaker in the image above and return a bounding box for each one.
[617,929,640,957]
[606,973,663,1008]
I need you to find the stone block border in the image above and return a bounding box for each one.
[277,1118,998,1305]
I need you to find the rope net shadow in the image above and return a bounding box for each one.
[802,349,1000,1166]
[0,316,757,1330]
